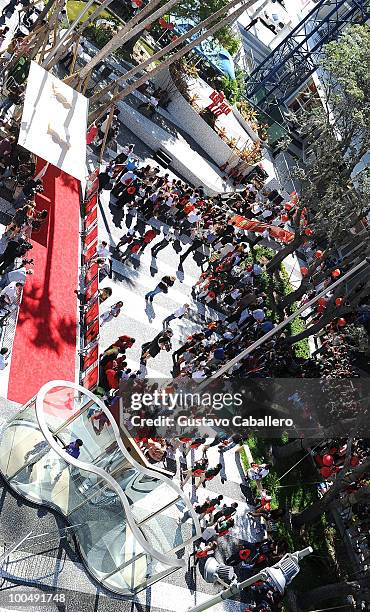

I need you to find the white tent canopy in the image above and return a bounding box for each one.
[19,62,89,182]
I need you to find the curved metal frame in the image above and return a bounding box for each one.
[35,381,202,566]
[0,380,202,594]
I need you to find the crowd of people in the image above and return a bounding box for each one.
[0,133,46,367]
[0,9,367,604]
[94,147,328,393]
[84,144,370,608]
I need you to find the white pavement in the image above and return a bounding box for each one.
[97,188,225,380]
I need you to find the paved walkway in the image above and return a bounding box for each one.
[97,184,224,380]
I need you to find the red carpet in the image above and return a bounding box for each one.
[8,159,80,404]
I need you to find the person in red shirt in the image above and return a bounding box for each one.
[183,203,195,215]
[191,541,218,565]
[105,368,120,390]
[138,228,159,254]
[226,543,259,566]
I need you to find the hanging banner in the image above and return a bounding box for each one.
[231,215,295,243]
[19,61,88,182]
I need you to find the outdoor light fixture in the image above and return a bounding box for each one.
[203,558,236,586]
[188,547,313,612]
[263,551,304,593]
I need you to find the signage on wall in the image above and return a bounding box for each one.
[206,90,232,117]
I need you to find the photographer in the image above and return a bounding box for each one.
[0,238,32,275]
[0,260,33,288]
[141,329,173,363]
[0,280,23,311]
[14,177,43,208]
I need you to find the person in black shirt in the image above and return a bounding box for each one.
[141,329,173,362]
[178,236,204,266]
[200,463,222,488]
[14,178,43,208]
[0,239,32,274]
[145,275,175,303]
[211,502,238,525]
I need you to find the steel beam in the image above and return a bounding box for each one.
[246,0,370,111]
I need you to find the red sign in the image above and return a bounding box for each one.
[207,90,231,117]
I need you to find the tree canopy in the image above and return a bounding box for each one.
[267,24,370,344]
[171,0,241,55]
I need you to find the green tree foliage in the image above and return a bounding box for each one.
[172,0,241,55]
[266,25,370,344]
[220,67,246,103]
[294,24,370,241]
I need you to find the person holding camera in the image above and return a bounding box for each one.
[14,177,43,208]
[0,238,32,275]
[141,328,173,362]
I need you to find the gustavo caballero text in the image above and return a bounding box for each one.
[130,415,294,428]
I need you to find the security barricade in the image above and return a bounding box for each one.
[80,168,101,392]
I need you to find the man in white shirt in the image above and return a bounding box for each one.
[0,281,23,309]
[96,241,110,259]
[162,303,189,329]
[247,463,271,481]
[187,210,202,225]
[0,267,32,288]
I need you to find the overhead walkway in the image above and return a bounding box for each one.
[246,0,370,112]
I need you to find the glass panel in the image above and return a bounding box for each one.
[124,475,180,523]
[0,384,197,596]
[8,448,72,510]
[54,403,118,464]
[0,402,46,478]
[40,386,84,432]
[67,477,150,593]
[138,512,194,557]
[105,559,176,594]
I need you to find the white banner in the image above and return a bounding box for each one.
[19,62,89,182]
